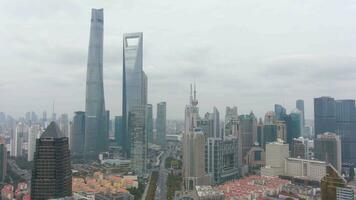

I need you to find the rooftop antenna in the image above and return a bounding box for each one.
[190,83,193,104]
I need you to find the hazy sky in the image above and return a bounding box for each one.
[1,0,356,120]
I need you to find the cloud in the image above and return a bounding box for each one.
[2,0,356,119]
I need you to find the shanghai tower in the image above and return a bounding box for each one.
[84,8,108,158]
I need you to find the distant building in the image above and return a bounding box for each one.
[286,110,302,146]
[225,106,238,137]
[264,111,276,125]
[31,122,72,200]
[28,124,41,161]
[321,165,348,200]
[239,112,257,161]
[114,116,123,147]
[0,137,7,183]
[314,97,337,136]
[128,106,146,175]
[275,120,287,142]
[59,114,69,138]
[314,132,342,172]
[13,122,27,157]
[205,136,239,184]
[296,99,305,136]
[245,144,265,170]
[262,124,277,149]
[261,140,289,176]
[156,102,167,148]
[291,137,307,159]
[71,111,85,157]
[285,157,326,181]
[274,104,287,121]
[145,105,153,144]
[183,84,210,190]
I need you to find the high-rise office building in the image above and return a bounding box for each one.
[12,122,27,157]
[84,8,108,158]
[261,140,289,176]
[315,132,342,172]
[205,136,239,184]
[128,106,146,175]
[264,111,276,125]
[335,100,356,164]
[224,106,238,137]
[145,105,153,144]
[156,102,167,148]
[59,114,69,138]
[31,122,72,200]
[28,124,41,161]
[71,111,85,157]
[314,97,337,136]
[0,137,7,183]
[314,97,356,164]
[275,120,287,142]
[286,110,301,145]
[239,112,257,161]
[256,119,263,146]
[114,116,124,147]
[122,32,147,157]
[213,107,220,138]
[296,99,305,136]
[183,84,210,190]
[274,104,286,121]
[198,113,214,138]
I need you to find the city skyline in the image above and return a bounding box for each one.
[2,1,356,119]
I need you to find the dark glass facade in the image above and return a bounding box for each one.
[70,111,85,157]
[31,122,72,200]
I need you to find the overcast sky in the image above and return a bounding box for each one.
[1,0,356,120]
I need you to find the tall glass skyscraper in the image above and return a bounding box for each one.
[122,32,147,157]
[84,9,108,158]
[145,105,153,144]
[71,111,85,157]
[296,99,305,135]
[156,102,167,148]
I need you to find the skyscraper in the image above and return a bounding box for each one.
[314,97,356,164]
[224,106,238,137]
[145,104,153,144]
[28,124,41,161]
[71,111,85,157]
[59,114,69,139]
[239,112,257,161]
[31,122,72,200]
[286,109,301,145]
[314,97,337,136]
[0,137,7,183]
[84,8,108,158]
[128,106,146,175]
[13,122,27,157]
[122,32,147,157]
[335,100,356,164]
[213,107,220,138]
[314,132,342,172]
[114,116,123,147]
[183,84,210,190]
[156,102,167,148]
[296,99,305,136]
[274,104,286,121]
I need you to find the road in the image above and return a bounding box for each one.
[154,149,172,200]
